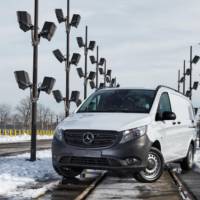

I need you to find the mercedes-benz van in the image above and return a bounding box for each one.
[52,86,197,182]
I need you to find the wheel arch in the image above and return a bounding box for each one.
[152,140,161,151]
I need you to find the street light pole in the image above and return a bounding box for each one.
[189,46,193,100]
[65,0,70,117]
[30,0,39,161]
[96,46,99,88]
[183,60,186,95]
[104,59,107,86]
[178,70,180,92]
[84,26,88,99]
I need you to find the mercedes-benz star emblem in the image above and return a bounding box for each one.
[83,132,94,145]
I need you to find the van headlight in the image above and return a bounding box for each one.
[120,126,147,144]
[54,128,63,141]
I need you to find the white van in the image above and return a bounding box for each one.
[52,86,197,182]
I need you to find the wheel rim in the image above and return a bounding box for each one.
[188,148,194,168]
[140,152,161,181]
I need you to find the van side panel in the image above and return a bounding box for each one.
[169,93,195,158]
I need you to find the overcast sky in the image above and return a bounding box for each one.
[1,0,200,115]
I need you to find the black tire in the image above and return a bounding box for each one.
[180,144,194,171]
[134,147,164,183]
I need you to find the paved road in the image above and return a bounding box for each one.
[87,171,181,200]
[179,165,200,200]
[0,139,52,156]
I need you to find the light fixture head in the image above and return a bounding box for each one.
[39,77,56,94]
[40,21,56,41]
[87,71,96,80]
[52,90,63,103]
[90,56,96,64]
[192,55,200,64]
[14,70,32,90]
[76,99,82,107]
[76,67,84,78]
[55,9,65,23]
[186,68,191,76]
[111,78,116,85]
[16,11,33,32]
[99,83,105,89]
[179,77,185,83]
[89,81,96,89]
[193,81,199,90]
[70,91,80,103]
[99,67,104,75]
[70,14,81,28]
[71,53,81,66]
[106,69,112,76]
[106,76,110,83]
[186,90,191,98]
[53,49,65,63]
[99,58,105,66]
[88,41,96,51]
[76,37,84,48]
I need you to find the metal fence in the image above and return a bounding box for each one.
[0,129,53,136]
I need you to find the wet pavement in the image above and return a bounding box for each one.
[87,171,181,200]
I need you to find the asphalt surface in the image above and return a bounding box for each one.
[179,165,200,200]
[87,171,181,200]
[0,139,52,156]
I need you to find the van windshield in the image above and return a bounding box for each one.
[77,89,156,113]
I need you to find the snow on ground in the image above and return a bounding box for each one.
[0,135,53,143]
[0,150,60,199]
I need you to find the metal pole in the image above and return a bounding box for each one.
[30,0,39,161]
[96,46,99,88]
[84,26,88,99]
[104,59,106,87]
[189,46,192,100]
[65,0,70,117]
[183,60,186,95]
[178,70,180,92]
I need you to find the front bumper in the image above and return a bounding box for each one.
[52,134,151,172]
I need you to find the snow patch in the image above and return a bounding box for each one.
[0,135,53,143]
[0,150,60,199]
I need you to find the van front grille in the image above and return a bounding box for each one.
[63,130,120,148]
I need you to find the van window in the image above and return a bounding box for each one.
[169,93,191,121]
[78,89,156,113]
[157,93,172,115]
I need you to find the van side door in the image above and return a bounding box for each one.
[155,92,178,162]
[169,94,196,158]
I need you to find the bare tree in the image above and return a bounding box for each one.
[15,97,31,129]
[0,104,12,128]
[38,104,56,129]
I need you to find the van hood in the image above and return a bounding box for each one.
[58,113,151,131]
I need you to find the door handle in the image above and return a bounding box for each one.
[177,122,181,125]
[172,122,176,125]
[189,126,196,128]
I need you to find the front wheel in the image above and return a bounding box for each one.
[180,144,194,171]
[134,147,164,183]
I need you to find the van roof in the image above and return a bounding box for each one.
[100,85,175,91]
[99,85,191,102]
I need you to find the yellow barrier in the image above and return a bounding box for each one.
[0,129,54,136]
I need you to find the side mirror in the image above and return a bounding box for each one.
[162,111,176,120]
